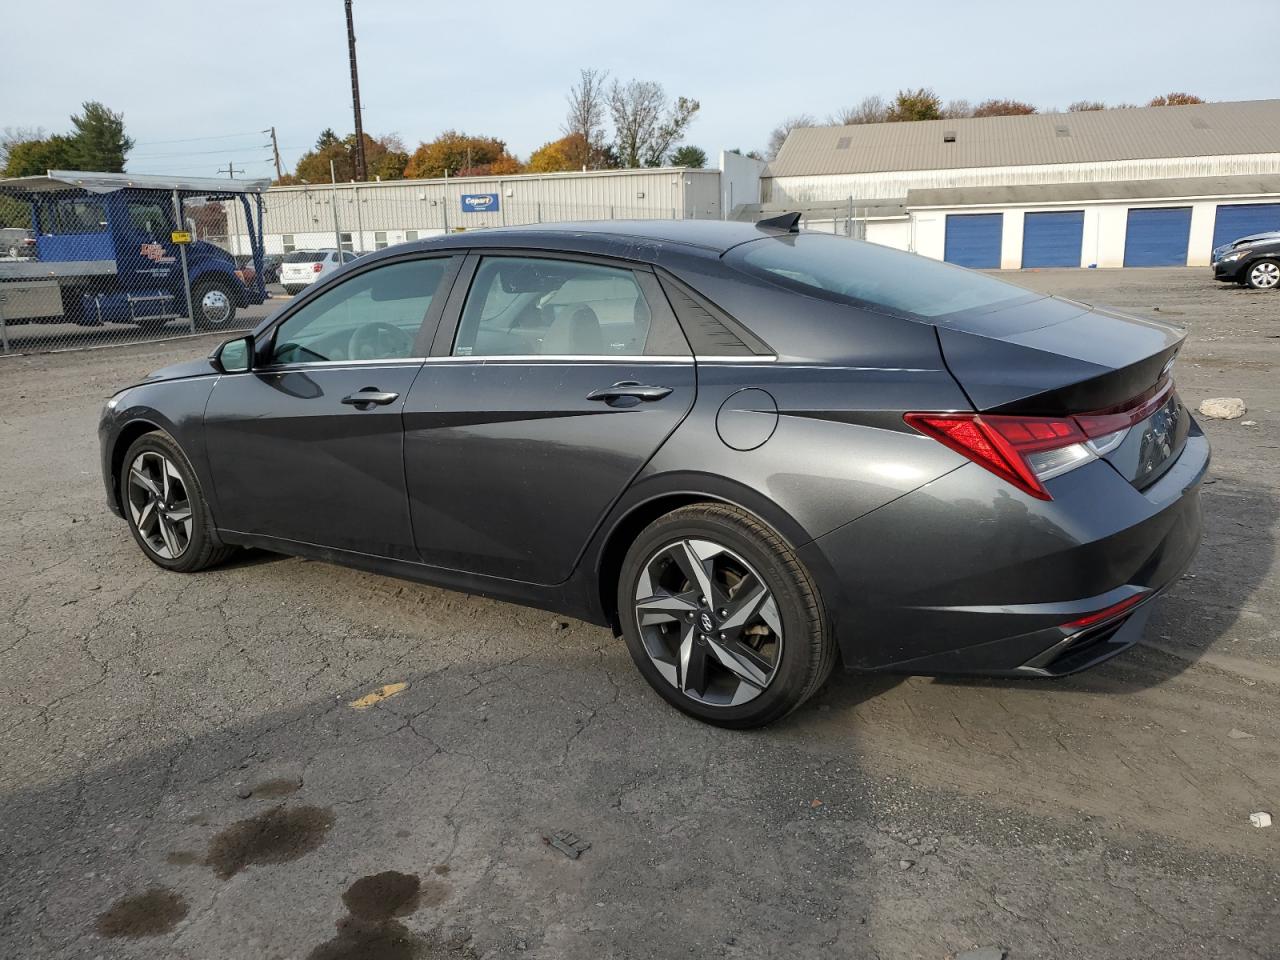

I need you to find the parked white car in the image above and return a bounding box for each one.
[279,249,358,295]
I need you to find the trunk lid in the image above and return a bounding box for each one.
[936,297,1188,488]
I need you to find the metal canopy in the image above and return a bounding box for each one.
[0,170,271,196]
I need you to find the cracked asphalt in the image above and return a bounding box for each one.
[1,268,1278,959]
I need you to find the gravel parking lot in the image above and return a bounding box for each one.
[1,268,1277,960]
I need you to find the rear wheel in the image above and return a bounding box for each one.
[1246,258,1280,290]
[192,277,238,330]
[120,431,233,572]
[617,503,835,728]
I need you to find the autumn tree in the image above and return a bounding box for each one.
[2,134,78,177]
[608,78,700,168]
[766,114,816,160]
[563,68,611,170]
[286,131,409,184]
[1149,92,1204,106]
[403,131,521,179]
[527,133,584,173]
[669,145,707,168]
[972,98,1037,117]
[830,96,888,125]
[887,88,942,122]
[69,101,133,172]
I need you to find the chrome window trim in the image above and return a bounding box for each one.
[695,355,779,363]
[421,354,695,364]
[253,358,428,372]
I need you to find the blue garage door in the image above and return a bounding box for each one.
[1212,203,1280,250]
[1123,208,1192,267]
[944,213,1003,268]
[1022,211,1084,268]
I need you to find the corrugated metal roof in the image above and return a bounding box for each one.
[906,173,1280,208]
[768,100,1280,177]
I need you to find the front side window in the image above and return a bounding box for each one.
[38,198,107,235]
[127,201,171,238]
[453,256,653,357]
[271,257,455,364]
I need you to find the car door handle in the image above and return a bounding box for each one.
[341,388,399,407]
[586,381,673,405]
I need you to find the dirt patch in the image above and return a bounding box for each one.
[95,887,188,938]
[249,776,304,798]
[165,850,201,866]
[204,805,335,879]
[343,871,421,921]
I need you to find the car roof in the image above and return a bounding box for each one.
[362,220,779,267]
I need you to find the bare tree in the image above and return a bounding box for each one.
[563,68,610,169]
[608,79,700,168]
[829,96,887,126]
[1068,100,1107,112]
[941,99,974,119]
[767,113,816,160]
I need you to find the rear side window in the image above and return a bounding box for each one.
[453,257,657,357]
[726,233,1034,321]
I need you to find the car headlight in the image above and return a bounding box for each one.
[1220,251,1243,262]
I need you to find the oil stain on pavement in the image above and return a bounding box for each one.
[204,804,336,879]
[95,887,188,938]
[308,871,455,960]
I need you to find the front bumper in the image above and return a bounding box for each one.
[1213,259,1247,282]
[802,423,1209,676]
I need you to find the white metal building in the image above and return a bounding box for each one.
[764,99,1280,268]
[232,166,726,256]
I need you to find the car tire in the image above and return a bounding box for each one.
[191,277,238,330]
[617,502,836,728]
[1245,258,1280,291]
[120,431,234,573]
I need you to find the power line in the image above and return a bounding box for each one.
[132,130,264,147]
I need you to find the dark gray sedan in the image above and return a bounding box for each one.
[99,217,1208,727]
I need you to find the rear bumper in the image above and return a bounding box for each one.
[803,423,1209,675]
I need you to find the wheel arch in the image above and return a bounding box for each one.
[109,418,166,513]
[590,477,817,634]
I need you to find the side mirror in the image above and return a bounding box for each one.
[211,334,253,373]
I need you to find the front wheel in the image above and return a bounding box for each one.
[1246,258,1280,291]
[191,277,238,330]
[617,503,836,728]
[120,431,234,572]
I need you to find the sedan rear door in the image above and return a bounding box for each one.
[403,253,695,584]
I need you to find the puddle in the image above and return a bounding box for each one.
[343,871,421,921]
[95,887,188,938]
[204,805,335,879]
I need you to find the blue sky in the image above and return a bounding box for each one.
[4,0,1275,178]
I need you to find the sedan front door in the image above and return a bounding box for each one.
[403,253,695,584]
[203,255,460,559]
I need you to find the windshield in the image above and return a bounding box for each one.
[726,233,1033,319]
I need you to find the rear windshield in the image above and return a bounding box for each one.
[725,233,1034,320]
[284,251,328,263]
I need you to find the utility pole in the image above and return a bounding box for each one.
[330,158,344,254]
[265,127,284,181]
[218,161,245,179]
[345,0,367,182]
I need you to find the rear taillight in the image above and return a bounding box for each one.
[905,377,1174,501]
[1060,590,1151,630]
[312,262,324,273]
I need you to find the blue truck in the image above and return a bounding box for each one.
[0,171,269,338]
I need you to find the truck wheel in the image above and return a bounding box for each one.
[192,277,238,330]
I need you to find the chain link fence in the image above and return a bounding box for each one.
[0,170,731,357]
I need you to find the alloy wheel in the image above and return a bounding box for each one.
[633,538,783,707]
[1250,261,1279,289]
[126,451,193,560]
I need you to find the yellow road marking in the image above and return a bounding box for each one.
[349,682,408,710]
